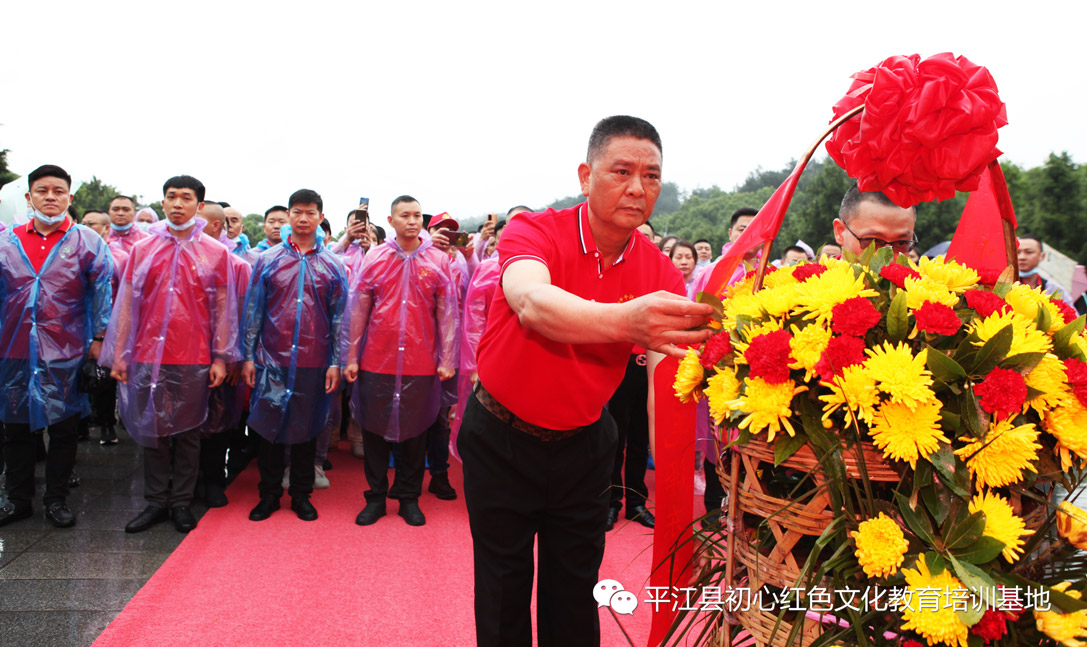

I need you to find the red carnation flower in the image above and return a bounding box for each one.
[880,263,922,289]
[975,367,1027,419]
[902,640,924,647]
[831,296,881,337]
[975,267,1006,285]
[744,330,794,384]
[1052,298,1078,325]
[969,608,1009,642]
[792,263,828,282]
[964,289,1010,318]
[815,335,867,384]
[914,301,962,336]
[700,331,733,369]
[825,52,1008,208]
[1064,358,1087,408]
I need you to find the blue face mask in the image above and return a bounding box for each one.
[166,218,197,232]
[1019,268,1039,278]
[29,198,68,226]
[111,221,135,232]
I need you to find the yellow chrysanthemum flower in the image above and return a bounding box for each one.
[788,322,832,379]
[1005,283,1065,333]
[1035,582,1087,647]
[673,349,704,403]
[795,263,878,325]
[851,512,909,578]
[757,282,803,319]
[763,266,799,290]
[863,342,935,410]
[970,310,1053,356]
[969,491,1031,563]
[917,256,980,292]
[956,419,1041,489]
[731,377,804,442]
[735,318,784,346]
[1057,501,1087,551]
[1044,397,1087,466]
[705,367,740,426]
[900,558,970,647]
[869,398,947,468]
[820,365,880,425]
[721,291,764,325]
[1026,354,1071,415]
[904,276,961,310]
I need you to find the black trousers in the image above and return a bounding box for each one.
[704,458,725,516]
[199,432,231,490]
[91,375,117,427]
[362,430,425,503]
[425,405,451,475]
[143,429,200,509]
[257,436,316,499]
[226,411,255,476]
[607,354,650,512]
[2,415,79,509]
[458,393,617,647]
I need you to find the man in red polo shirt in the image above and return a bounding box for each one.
[458,116,713,647]
[0,165,113,528]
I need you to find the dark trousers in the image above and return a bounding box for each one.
[91,375,117,427]
[226,411,255,477]
[143,429,200,509]
[257,436,316,499]
[425,405,451,474]
[458,393,617,647]
[704,458,725,516]
[362,429,425,503]
[607,354,649,512]
[2,415,79,509]
[199,432,230,490]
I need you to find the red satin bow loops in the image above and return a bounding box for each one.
[825,52,1008,208]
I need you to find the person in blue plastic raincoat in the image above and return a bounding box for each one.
[223,206,259,265]
[99,175,239,535]
[253,205,288,255]
[242,189,347,523]
[344,195,458,528]
[0,165,113,529]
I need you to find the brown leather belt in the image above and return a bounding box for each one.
[474,382,582,442]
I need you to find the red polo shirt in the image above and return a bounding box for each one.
[476,203,684,430]
[14,217,74,273]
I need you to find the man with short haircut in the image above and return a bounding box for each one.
[833,183,917,257]
[107,195,150,254]
[694,238,713,268]
[459,116,712,646]
[256,206,289,254]
[81,210,110,238]
[245,189,347,521]
[778,244,810,267]
[100,175,239,534]
[816,242,842,259]
[344,195,458,528]
[690,207,759,294]
[1017,234,1075,306]
[0,165,113,528]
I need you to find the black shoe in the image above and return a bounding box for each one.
[44,502,76,528]
[249,497,280,521]
[205,485,228,508]
[77,420,90,441]
[427,472,457,501]
[126,505,169,533]
[171,506,197,533]
[0,503,33,527]
[100,426,118,445]
[624,504,655,529]
[398,500,425,527]
[355,501,386,526]
[322,458,332,471]
[68,471,81,488]
[291,497,318,522]
[605,507,619,532]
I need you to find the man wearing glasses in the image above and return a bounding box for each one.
[832,184,917,257]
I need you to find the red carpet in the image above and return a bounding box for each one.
[91,442,680,647]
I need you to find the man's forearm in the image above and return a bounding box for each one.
[513,283,627,345]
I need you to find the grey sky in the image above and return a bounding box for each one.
[4,0,1084,231]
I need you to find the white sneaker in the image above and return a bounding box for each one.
[314,465,330,489]
[281,468,290,489]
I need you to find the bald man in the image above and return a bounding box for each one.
[832,184,917,257]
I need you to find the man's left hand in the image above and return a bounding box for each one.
[437,366,455,381]
[209,359,227,388]
[326,366,341,393]
[88,340,102,361]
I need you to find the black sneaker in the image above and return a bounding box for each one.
[355,501,386,526]
[100,426,118,446]
[44,502,76,528]
[427,472,457,500]
[291,497,318,522]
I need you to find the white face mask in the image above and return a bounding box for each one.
[29,196,69,226]
[166,218,197,232]
[136,221,151,231]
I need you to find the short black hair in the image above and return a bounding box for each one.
[28,164,72,190]
[1019,233,1044,252]
[162,175,205,202]
[288,188,323,213]
[730,208,758,228]
[839,183,912,222]
[782,245,807,257]
[641,221,656,235]
[392,195,420,214]
[264,205,289,221]
[67,205,80,220]
[110,195,137,209]
[372,224,386,243]
[695,238,711,246]
[319,219,332,236]
[495,219,508,236]
[507,205,532,216]
[217,201,231,208]
[587,115,662,163]
[659,235,678,251]
[669,240,697,261]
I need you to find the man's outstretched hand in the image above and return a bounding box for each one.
[622,291,713,358]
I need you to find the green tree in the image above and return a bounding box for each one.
[0,149,18,189]
[72,176,125,215]
[244,213,266,244]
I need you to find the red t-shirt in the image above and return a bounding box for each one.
[14,217,74,273]
[477,203,685,430]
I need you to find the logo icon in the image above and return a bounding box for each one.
[594,579,639,615]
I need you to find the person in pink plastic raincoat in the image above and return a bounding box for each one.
[106,195,150,255]
[344,195,458,528]
[99,175,239,535]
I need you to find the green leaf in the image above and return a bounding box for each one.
[929,445,971,499]
[952,536,1006,564]
[696,292,725,322]
[1001,352,1046,372]
[921,485,952,527]
[773,434,807,467]
[926,345,967,383]
[992,281,1012,298]
[842,248,860,265]
[971,324,1013,375]
[924,551,947,576]
[868,246,895,274]
[1054,315,1087,356]
[948,555,995,626]
[897,491,937,546]
[1035,300,1054,334]
[939,409,962,434]
[944,510,987,552]
[859,242,877,266]
[886,291,909,344]
[960,390,984,438]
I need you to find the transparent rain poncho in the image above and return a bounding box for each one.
[243,239,348,444]
[201,251,253,437]
[0,225,113,429]
[99,218,240,446]
[108,246,129,301]
[337,240,369,280]
[107,226,150,256]
[450,256,501,457]
[343,236,458,442]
